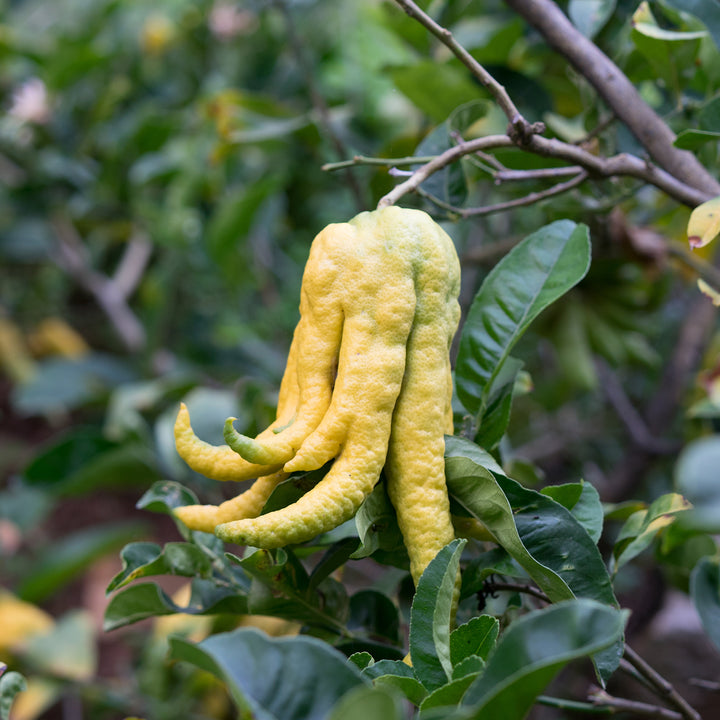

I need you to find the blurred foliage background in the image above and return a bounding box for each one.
[1,0,719,718]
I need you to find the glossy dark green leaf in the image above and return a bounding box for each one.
[106,541,213,592]
[348,590,400,644]
[169,628,367,720]
[690,555,720,652]
[0,670,26,720]
[474,357,523,449]
[462,600,627,718]
[234,548,349,632]
[450,615,499,666]
[18,522,145,603]
[444,440,573,604]
[361,659,428,706]
[409,539,466,691]
[455,221,591,425]
[541,481,603,544]
[104,579,247,631]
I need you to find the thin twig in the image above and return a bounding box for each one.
[377,135,516,207]
[623,645,702,720]
[505,0,720,196]
[537,695,614,715]
[484,580,550,603]
[425,170,589,218]
[51,216,147,352]
[495,166,584,182]
[322,155,437,171]
[380,0,715,210]
[589,688,684,719]
[392,0,536,141]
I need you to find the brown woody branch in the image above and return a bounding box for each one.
[504,0,720,196]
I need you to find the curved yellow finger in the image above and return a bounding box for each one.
[215,427,387,547]
[173,471,290,533]
[174,403,283,482]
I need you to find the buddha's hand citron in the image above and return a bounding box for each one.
[174,206,461,587]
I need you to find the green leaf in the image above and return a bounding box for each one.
[541,481,604,544]
[444,441,573,604]
[233,548,349,632]
[104,579,247,631]
[390,61,482,123]
[414,122,468,208]
[106,541,213,592]
[455,221,591,426]
[169,628,367,720]
[18,522,145,603]
[674,129,720,150]
[474,357,523,449]
[675,435,720,532]
[450,616,499,666]
[461,600,627,718]
[445,437,621,683]
[664,0,720,49]
[327,684,406,720]
[631,2,705,97]
[690,555,720,652]
[136,480,199,514]
[361,660,428,706]
[22,428,158,496]
[568,0,616,38]
[206,175,283,281]
[0,670,26,720]
[409,539,466,691]
[348,590,400,644]
[612,493,692,572]
[352,480,408,566]
[420,673,480,713]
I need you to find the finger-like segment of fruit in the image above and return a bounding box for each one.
[216,426,388,547]
[173,471,289,533]
[219,224,351,466]
[174,333,302,482]
[217,294,414,544]
[174,403,283,482]
[384,206,461,585]
[386,323,456,584]
[286,278,416,472]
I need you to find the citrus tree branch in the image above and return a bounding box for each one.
[378,0,716,211]
[504,0,720,195]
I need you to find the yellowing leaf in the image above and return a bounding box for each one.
[688,196,720,249]
[698,279,720,306]
[0,591,53,652]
